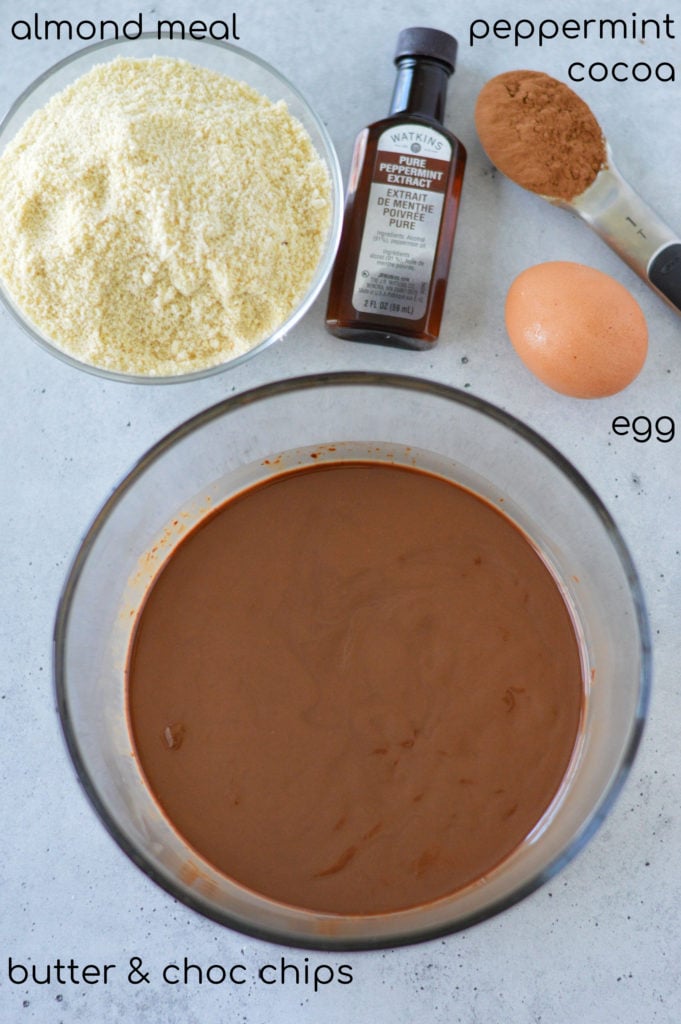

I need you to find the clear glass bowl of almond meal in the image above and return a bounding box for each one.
[0,36,343,382]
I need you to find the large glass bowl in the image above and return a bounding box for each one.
[55,373,650,948]
[0,35,342,382]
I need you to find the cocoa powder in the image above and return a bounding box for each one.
[475,70,606,201]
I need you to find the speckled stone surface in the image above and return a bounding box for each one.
[1,0,680,1021]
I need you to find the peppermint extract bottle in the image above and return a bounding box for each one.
[325,27,466,349]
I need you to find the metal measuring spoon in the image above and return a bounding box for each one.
[560,143,681,314]
[476,71,681,315]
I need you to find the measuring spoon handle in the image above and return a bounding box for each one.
[648,243,681,311]
[570,155,681,315]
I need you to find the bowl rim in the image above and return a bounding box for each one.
[0,34,343,383]
[53,371,652,949]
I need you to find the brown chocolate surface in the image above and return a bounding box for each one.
[127,462,583,915]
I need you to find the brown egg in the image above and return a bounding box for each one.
[505,262,648,398]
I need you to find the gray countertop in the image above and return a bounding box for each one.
[2,0,680,1020]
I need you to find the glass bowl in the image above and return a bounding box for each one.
[0,35,343,383]
[55,372,650,948]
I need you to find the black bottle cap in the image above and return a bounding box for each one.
[394,27,458,74]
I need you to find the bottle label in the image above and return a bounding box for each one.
[351,125,451,321]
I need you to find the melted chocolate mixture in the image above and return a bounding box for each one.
[127,462,583,914]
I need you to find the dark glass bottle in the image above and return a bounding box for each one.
[325,27,467,349]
